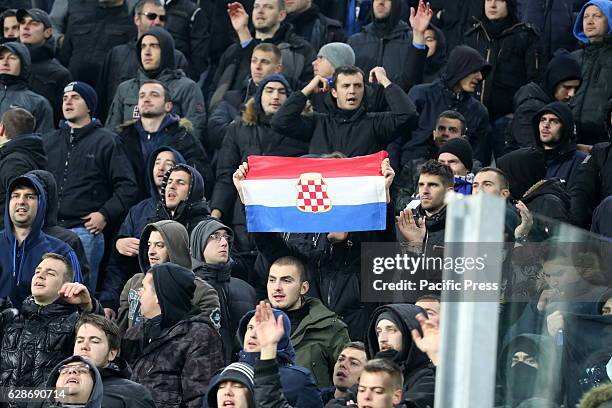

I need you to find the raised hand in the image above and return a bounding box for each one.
[369,66,391,87]
[410,312,440,365]
[254,301,285,360]
[232,161,250,204]
[409,0,433,44]
[59,283,93,312]
[381,158,395,202]
[227,2,251,41]
[397,209,426,244]
[301,75,330,96]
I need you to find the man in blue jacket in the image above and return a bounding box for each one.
[0,174,81,306]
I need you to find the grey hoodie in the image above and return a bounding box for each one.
[117,220,220,333]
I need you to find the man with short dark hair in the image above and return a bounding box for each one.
[210,0,317,99]
[0,107,45,229]
[272,65,416,157]
[0,176,82,306]
[0,253,100,390]
[97,0,191,120]
[321,341,368,404]
[106,27,207,145]
[116,79,212,200]
[121,263,224,407]
[17,7,72,125]
[44,81,139,292]
[1,9,19,40]
[397,160,454,260]
[74,313,156,408]
[0,41,54,132]
[266,255,350,387]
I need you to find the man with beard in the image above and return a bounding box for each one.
[116,79,212,200]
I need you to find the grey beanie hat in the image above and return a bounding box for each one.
[317,42,355,69]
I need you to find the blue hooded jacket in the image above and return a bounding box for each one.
[237,309,322,408]
[0,174,81,306]
[573,0,612,44]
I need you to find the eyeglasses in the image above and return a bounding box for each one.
[208,232,233,245]
[58,363,90,375]
[139,12,166,22]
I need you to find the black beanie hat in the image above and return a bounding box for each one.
[150,263,196,328]
[438,138,474,171]
[542,49,582,98]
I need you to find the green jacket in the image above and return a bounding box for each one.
[291,297,350,387]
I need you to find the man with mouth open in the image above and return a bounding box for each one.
[206,362,256,408]
[43,355,103,408]
[271,65,416,158]
[0,253,103,392]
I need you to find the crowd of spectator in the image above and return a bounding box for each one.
[0,0,610,407]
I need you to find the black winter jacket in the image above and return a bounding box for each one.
[272,84,416,157]
[347,21,427,92]
[164,0,211,77]
[97,41,190,121]
[522,178,571,241]
[570,142,612,228]
[209,23,316,104]
[571,37,612,144]
[211,102,308,254]
[99,357,157,408]
[507,82,553,151]
[27,39,72,126]
[43,119,139,228]
[58,0,135,89]
[0,297,101,388]
[463,18,542,119]
[286,5,346,52]
[0,135,46,230]
[192,260,255,363]
[117,115,213,201]
[121,311,224,408]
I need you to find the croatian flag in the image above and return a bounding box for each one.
[242,151,388,233]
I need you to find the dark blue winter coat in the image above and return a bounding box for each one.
[0,174,81,306]
[237,309,323,408]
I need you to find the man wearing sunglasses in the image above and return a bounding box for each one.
[190,218,256,364]
[97,0,190,121]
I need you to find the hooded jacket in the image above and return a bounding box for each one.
[463,5,542,119]
[117,220,219,333]
[0,42,53,133]
[347,12,427,92]
[41,355,104,408]
[209,22,316,103]
[27,37,72,125]
[97,41,189,121]
[26,170,91,287]
[0,134,46,230]
[272,81,416,158]
[423,24,447,83]
[106,28,207,144]
[0,297,88,390]
[190,218,255,364]
[522,178,571,239]
[571,0,612,144]
[43,119,139,228]
[507,50,582,152]
[532,102,587,188]
[366,304,436,408]
[0,175,81,306]
[154,163,210,233]
[569,141,612,228]
[396,45,490,165]
[97,146,186,311]
[98,356,156,408]
[121,263,224,408]
[237,309,322,408]
[212,74,308,255]
[57,0,135,89]
[117,113,213,201]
